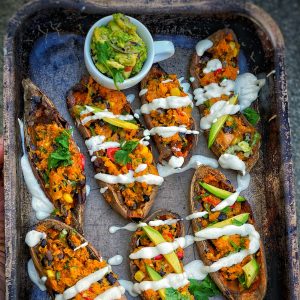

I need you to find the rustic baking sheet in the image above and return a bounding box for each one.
[3,1,299,299]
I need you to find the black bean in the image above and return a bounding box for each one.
[105,273,117,285]
[159,271,166,277]
[99,120,105,126]
[97,279,103,284]
[143,195,150,202]
[93,96,102,103]
[226,179,231,184]
[40,239,47,248]
[67,235,77,250]
[223,126,233,134]
[41,257,48,267]
[218,213,227,221]
[106,102,111,109]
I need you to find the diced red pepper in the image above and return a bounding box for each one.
[214,68,223,76]
[127,163,133,170]
[80,153,85,170]
[203,195,221,207]
[177,249,184,260]
[124,66,133,72]
[106,147,120,162]
[154,254,163,260]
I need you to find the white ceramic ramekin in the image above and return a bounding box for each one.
[84,15,175,90]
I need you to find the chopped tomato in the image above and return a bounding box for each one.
[106,147,120,162]
[214,68,223,76]
[177,249,184,260]
[80,153,85,170]
[202,195,221,207]
[124,66,133,72]
[154,254,163,260]
[127,163,133,170]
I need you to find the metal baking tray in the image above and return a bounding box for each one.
[3,0,299,299]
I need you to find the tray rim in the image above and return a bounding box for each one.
[3,0,299,299]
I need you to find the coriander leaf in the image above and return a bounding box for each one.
[243,108,260,125]
[114,150,131,165]
[230,240,240,252]
[121,140,139,152]
[165,288,189,300]
[189,277,220,300]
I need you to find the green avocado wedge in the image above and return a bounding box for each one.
[209,213,249,228]
[242,258,260,288]
[208,95,238,148]
[199,181,245,202]
[145,265,166,299]
[142,225,183,274]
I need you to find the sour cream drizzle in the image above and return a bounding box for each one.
[129,235,195,259]
[25,230,46,247]
[119,280,139,297]
[219,153,246,175]
[200,100,240,130]
[141,95,193,114]
[95,170,164,186]
[195,39,213,56]
[143,126,199,138]
[203,59,222,74]
[18,119,55,220]
[157,155,218,178]
[185,211,208,220]
[73,241,88,252]
[108,255,123,266]
[55,266,112,300]
[139,89,148,96]
[80,106,134,125]
[27,259,47,291]
[94,286,125,300]
[168,156,184,168]
[212,173,250,211]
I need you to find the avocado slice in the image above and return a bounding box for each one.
[209,213,249,228]
[145,265,166,299]
[199,181,245,202]
[142,226,183,274]
[242,258,259,288]
[208,95,238,148]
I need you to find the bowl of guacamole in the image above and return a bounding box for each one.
[85,13,150,90]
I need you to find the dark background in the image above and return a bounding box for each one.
[0,0,299,238]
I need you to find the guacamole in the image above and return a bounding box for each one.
[91,13,147,88]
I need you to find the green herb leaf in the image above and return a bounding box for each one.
[56,271,61,281]
[243,108,260,125]
[230,240,240,252]
[238,274,247,288]
[114,140,139,165]
[59,229,68,239]
[189,277,220,300]
[48,130,73,170]
[165,288,189,300]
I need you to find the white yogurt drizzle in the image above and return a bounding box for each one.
[219,153,246,175]
[100,186,109,194]
[212,173,250,211]
[143,126,199,138]
[27,259,47,291]
[200,100,240,130]
[157,155,218,178]
[55,266,111,300]
[129,235,195,259]
[80,106,134,125]
[193,79,235,106]
[185,211,208,220]
[95,170,164,186]
[18,119,55,220]
[203,59,222,74]
[74,241,88,251]
[85,135,105,154]
[234,73,266,110]
[119,280,139,297]
[94,286,125,300]
[108,255,123,266]
[133,272,189,294]
[161,79,173,83]
[195,39,213,56]
[109,219,179,234]
[135,164,147,173]
[190,77,195,82]
[139,88,148,96]
[168,156,184,168]
[126,94,135,103]
[140,95,193,114]
[25,230,46,247]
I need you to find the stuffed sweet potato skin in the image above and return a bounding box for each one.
[23,78,86,233]
[190,29,261,173]
[129,209,187,300]
[140,64,198,165]
[66,76,158,221]
[189,166,267,300]
[29,219,126,300]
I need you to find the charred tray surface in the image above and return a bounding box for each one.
[3,0,299,299]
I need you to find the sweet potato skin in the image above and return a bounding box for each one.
[66,77,158,221]
[140,64,198,165]
[189,166,267,300]
[23,78,86,233]
[29,219,126,300]
[189,29,261,173]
